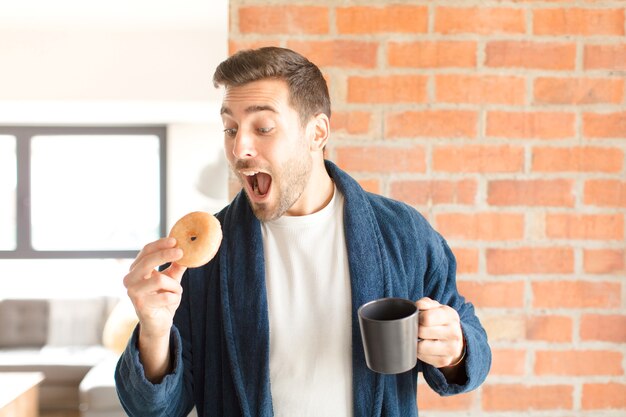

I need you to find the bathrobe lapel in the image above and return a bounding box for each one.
[219,191,273,417]
[328,161,389,417]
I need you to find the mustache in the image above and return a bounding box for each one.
[233,159,270,173]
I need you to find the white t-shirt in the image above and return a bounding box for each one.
[261,186,353,417]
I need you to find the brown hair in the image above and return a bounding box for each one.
[213,47,331,125]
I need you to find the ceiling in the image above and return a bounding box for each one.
[0,0,229,123]
[0,0,226,30]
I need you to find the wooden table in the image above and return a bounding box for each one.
[0,372,44,417]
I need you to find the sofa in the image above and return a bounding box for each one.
[79,357,198,417]
[0,297,137,416]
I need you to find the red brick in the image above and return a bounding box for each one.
[534,8,625,36]
[527,315,573,342]
[490,349,526,376]
[487,111,575,139]
[483,384,573,411]
[239,6,329,34]
[581,314,626,343]
[532,281,621,308]
[506,0,580,3]
[584,180,626,207]
[436,212,524,240]
[457,280,525,308]
[433,145,524,173]
[287,40,377,69]
[331,111,371,135]
[583,383,626,410]
[385,110,477,139]
[356,178,380,194]
[452,248,479,274]
[335,146,425,173]
[546,213,624,240]
[347,75,428,104]
[417,383,474,410]
[533,146,623,173]
[435,74,525,105]
[336,5,428,34]
[488,179,575,207]
[585,44,626,71]
[482,314,526,341]
[487,247,574,275]
[583,112,626,139]
[390,179,477,206]
[486,41,576,70]
[435,6,525,34]
[584,249,626,274]
[388,41,477,68]
[536,350,623,376]
[534,77,624,105]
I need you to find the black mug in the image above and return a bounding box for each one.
[358,297,418,374]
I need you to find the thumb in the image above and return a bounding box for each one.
[165,262,187,284]
[416,297,441,311]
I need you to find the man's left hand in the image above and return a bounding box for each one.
[415,297,465,369]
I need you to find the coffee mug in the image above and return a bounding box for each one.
[358,297,418,374]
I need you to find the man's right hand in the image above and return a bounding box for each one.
[123,237,187,381]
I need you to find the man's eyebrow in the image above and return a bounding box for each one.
[220,105,278,116]
[245,105,278,114]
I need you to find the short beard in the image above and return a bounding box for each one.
[272,151,312,220]
[247,150,312,222]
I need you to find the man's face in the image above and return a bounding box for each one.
[221,79,313,221]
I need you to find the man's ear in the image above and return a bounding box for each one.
[308,113,330,152]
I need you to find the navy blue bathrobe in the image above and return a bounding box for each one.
[116,161,491,417]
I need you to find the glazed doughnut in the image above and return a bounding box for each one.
[168,211,222,268]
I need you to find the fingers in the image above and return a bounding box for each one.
[124,238,184,288]
[418,303,460,327]
[163,262,188,284]
[417,306,462,352]
[415,297,464,367]
[418,323,460,341]
[417,339,462,368]
[417,315,464,368]
[123,239,186,310]
[125,268,184,325]
[121,238,189,340]
[130,238,177,271]
[133,269,183,296]
[416,296,440,311]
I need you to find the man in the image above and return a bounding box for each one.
[116,47,491,417]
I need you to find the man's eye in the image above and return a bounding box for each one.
[258,127,274,135]
[223,128,237,137]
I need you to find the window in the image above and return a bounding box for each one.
[0,135,17,250]
[0,126,166,259]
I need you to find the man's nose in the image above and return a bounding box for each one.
[231,130,257,159]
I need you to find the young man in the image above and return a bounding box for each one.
[116,47,491,417]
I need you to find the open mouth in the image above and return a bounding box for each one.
[241,170,272,199]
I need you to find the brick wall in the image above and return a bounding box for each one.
[229,1,626,415]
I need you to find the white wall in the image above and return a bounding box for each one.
[0,29,220,102]
[0,1,230,298]
[167,124,229,228]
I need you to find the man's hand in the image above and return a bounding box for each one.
[416,297,465,370]
[123,237,187,381]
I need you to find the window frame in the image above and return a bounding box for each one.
[0,125,167,259]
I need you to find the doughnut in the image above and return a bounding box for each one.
[168,211,222,268]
